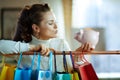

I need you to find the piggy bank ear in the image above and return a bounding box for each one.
[74,32,80,40]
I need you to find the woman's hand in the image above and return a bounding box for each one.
[75,43,93,62]
[29,44,54,56]
[75,42,93,52]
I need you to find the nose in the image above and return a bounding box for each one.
[54,23,57,29]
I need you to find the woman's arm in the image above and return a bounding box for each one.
[0,40,51,55]
[0,40,29,54]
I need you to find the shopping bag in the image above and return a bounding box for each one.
[31,69,39,80]
[31,52,40,80]
[14,52,35,80]
[79,62,98,80]
[70,51,80,80]
[74,51,98,80]
[31,51,53,80]
[54,51,73,80]
[0,56,16,80]
[0,55,5,68]
[0,56,6,80]
[55,72,72,80]
[38,51,53,80]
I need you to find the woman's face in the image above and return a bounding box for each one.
[37,11,58,40]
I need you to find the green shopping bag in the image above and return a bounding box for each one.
[54,51,73,80]
[0,56,16,80]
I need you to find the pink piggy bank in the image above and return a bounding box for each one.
[74,28,99,49]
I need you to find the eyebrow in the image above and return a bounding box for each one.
[47,20,56,22]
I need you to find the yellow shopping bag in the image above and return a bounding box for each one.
[70,52,80,80]
[0,56,16,80]
[72,71,80,80]
[0,55,5,70]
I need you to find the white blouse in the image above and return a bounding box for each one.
[0,36,73,72]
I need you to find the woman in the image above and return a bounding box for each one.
[0,3,92,72]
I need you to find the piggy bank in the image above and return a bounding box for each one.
[74,28,99,49]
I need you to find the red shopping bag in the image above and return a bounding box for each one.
[78,62,98,80]
[73,52,98,80]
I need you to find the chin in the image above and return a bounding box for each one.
[51,36,57,38]
[48,34,58,39]
[50,36,57,38]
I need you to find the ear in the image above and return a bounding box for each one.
[32,24,40,33]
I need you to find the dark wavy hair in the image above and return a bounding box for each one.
[13,3,51,42]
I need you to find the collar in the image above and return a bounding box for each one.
[30,35,51,45]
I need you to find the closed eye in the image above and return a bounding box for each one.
[48,22,54,25]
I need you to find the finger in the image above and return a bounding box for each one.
[45,48,50,56]
[84,43,92,52]
[49,48,55,53]
[86,43,90,51]
[76,44,84,51]
[82,43,88,51]
[86,43,93,51]
[37,45,42,51]
[41,46,51,56]
[40,46,46,55]
[39,45,44,54]
[80,44,84,50]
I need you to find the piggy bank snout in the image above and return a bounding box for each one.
[74,32,83,42]
[74,29,99,49]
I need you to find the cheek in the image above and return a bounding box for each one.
[46,29,54,35]
[41,28,53,35]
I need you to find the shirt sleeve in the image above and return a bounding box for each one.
[0,40,29,54]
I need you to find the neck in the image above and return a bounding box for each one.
[32,34,50,40]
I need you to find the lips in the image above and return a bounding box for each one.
[55,30,58,34]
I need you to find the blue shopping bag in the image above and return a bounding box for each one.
[31,69,39,80]
[31,53,40,80]
[31,51,53,80]
[14,52,36,80]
